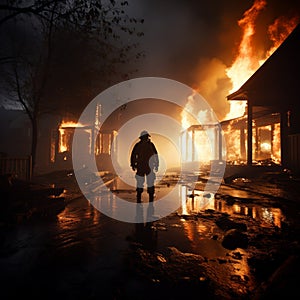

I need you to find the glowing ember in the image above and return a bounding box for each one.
[260,142,271,152]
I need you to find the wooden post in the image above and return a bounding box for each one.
[240,126,246,160]
[247,102,253,166]
[271,124,274,158]
[255,126,259,161]
[280,111,289,167]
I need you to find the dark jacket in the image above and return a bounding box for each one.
[130,139,159,175]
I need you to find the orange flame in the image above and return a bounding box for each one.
[225,0,267,120]
[181,92,198,130]
[183,0,298,164]
[225,0,298,120]
[59,121,84,128]
[259,15,299,64]
[58,120,84,153]
[223,119,244,163]
[272,123,281,163]
[223,9,297,162]
[180,92,217,163]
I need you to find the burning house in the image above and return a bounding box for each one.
[0,103,118,177]
[2,0,298,179]
[226,23,300,173]
[51,105,118,173]
[179,7,299,176]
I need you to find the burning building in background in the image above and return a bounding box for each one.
[181,0,299,174]
[52,13,298,175]
[222,0,299,170]
[226,23,300,172]
[2,0,298,178]
[50,105,117,172]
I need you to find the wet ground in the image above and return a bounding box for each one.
[0,169,300,299]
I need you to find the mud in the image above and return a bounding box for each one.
[0,169,299,299]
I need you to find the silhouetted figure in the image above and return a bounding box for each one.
[130,130,159,202]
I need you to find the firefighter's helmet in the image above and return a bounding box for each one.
[139,130,151,138]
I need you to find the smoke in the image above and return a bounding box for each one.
[130,0,300,123]
[129,0,251,122]
[194,58,232,121]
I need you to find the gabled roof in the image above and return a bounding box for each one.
[227,23,300,111]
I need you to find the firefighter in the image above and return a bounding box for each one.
[130,130,159,202]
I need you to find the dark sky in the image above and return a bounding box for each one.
[1,0,299,120]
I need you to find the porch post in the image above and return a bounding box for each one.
[247,102,253,166]
[240,126,246,160]
[280,111,289,167]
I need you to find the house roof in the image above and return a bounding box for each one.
[227,23,300,111]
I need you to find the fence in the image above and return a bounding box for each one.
[0,156,32,181]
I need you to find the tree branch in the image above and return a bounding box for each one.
[13,65,33,122]
[0,2,54,26]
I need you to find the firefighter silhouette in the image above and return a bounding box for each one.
[130,130,159,202]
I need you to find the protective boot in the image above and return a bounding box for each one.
[149,193,154,202]
[147,187,155,202]
[136,188,143,203]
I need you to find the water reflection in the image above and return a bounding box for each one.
[178,185,284,228]
[88,176,284,228]
[91,190,117,217]
[133,203,157,251]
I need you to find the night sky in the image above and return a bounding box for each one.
[0,0,299,120]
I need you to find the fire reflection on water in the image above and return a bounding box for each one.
[178,184,274,285]
[178,185,283,228]
[66,180,284,230]
[55,180,282,290]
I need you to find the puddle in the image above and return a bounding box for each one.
[98,175,285,229]
[178,185,284,228]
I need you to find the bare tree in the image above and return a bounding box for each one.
[0,0,144,172]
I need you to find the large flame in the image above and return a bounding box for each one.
[225,0,298,120]
[181,0,297,165]
[259,15,299,64]
[222,3,297,163]
[225,0,267,120]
